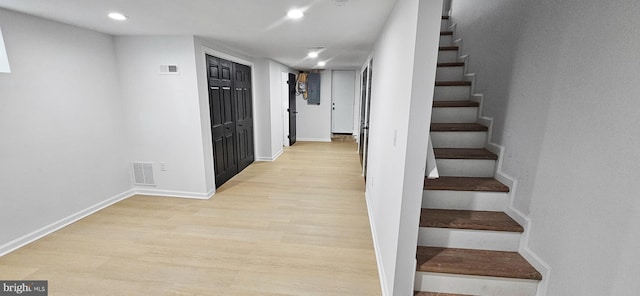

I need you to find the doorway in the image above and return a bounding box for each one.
[287,73,297,146]
[359,67,368,165]
[360,61,373,178]
[331,70,356,134]
[206,54,255,188]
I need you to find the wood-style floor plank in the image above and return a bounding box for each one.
[0,141,381,296]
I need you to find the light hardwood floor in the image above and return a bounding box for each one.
[0,141,381,296]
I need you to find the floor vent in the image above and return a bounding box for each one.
[132,162,155,186]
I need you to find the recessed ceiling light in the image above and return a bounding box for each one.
[317,61,326,67]
[308,52,319,58]
[108,12,127,21]
[287,9,304,19]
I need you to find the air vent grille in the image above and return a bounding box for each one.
[132,162,155,186]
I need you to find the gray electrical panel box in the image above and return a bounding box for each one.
[307,72,321,105]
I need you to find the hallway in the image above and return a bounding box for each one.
[0,142,380,296]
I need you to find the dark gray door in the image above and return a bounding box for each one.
[359,67,368,164]
[207,56,238,187]
[233,63,254,172]
[288,73,297,146]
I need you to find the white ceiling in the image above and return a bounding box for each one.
[0,0,399,69]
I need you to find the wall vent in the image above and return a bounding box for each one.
[160,64,179,74]
[132,162,155,186]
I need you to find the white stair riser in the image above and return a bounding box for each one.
[441,20,449,31]
[431,107,478,123]
[435,158,496,177]
[438,51,458,63]
[415,272,539,296]
[430,131,486,148]
[440,35,453,46]
[436,67,464,81]
[434,85,470,101]
[422,190,508,212]
[418,228,520,251]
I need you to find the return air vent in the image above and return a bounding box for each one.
[160,64,179,74]
[132,162,155,186]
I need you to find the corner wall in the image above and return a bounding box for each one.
[0,8,131,249]
[365,0,442,294]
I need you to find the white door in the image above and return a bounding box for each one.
[331,70,356,133]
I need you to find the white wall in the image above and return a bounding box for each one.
[281,72,290,147]
[0,9,131,249]
[353,71,363,140]
[268,60,295,157]
[451,0,640,294]
[365,0,442,294]
[296,70,333,142]
[115,36,209,197]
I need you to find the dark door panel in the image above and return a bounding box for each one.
[288,73,297,146]
[207,55,252,188]
[233,62,254,172]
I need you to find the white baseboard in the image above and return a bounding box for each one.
[0,186,217,257]
[297,138,332,142]
[256,148,284,162]
[366,192,390,296]
[134,187,215,200]
[0,189,136,257]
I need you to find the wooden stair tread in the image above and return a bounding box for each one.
[431,123,488,132]
[424,177,509,192]
[441,31,453,36]
[437,62,464,67]
[439,46,459,51]
[415,292,472,296]
[433,100,479,108]
[420,209,523,232]
[417,246,542,280]
[434,148,497,160]
[436,81,471,87]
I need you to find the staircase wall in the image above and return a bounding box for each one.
[364,0,442,295]
[450,0,640,295]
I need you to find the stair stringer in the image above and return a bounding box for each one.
[473,98,552,296]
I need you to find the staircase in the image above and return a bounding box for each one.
[414,14,542,296]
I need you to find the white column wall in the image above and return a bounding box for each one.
[364,0,442,294]
[115,36,208,197]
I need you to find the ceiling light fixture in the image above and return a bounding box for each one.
[287,9,304,19]
[108,12,127,21]
[317,61,326,67]
[308,52,319,58]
